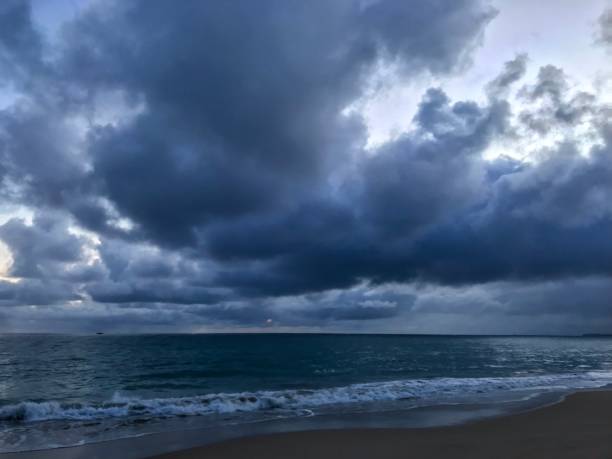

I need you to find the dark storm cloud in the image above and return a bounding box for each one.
[87,281,223,305]
[88,239,227,304]
[0,0,43,85]
[359,89,508,232]
[0,104,87,204]
[302,303,399,321]
[0,278,82,307]
[210,77,611,296]
[0,104,142,244]
[406,139,612,285]
[55,0,495,245]
[404,278,612,335]
[0,212,92,308]
[0,213,85,278]
[492,278,612,318]
[0,211,224,307]
[207,88,511,296]
[0,0,611,331]
[295,288,416,322]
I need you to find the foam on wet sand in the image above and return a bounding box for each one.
[151,390,612,459]
[2,390,612,459]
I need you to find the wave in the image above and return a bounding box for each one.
[2,371,612,423]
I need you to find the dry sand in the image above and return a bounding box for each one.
[151,391,612,459]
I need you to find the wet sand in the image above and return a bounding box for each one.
[3,391,612,459]
[152,391,612,459]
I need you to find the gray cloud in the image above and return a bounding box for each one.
[518,65,599,134]
[0,279,81,307]
[0,1,610,333]
[0,212,87,279]
[0,0,43,86]
[598,8,612,49]
[486,53,528,98]
[520,65,567,103]
[0,104,88,205]
[58,0,494,246]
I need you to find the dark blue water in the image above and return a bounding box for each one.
[2,334,612,452]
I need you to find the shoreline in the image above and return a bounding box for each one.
[2,389,607,459]
[153,390,612,459]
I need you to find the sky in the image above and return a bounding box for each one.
[0,0,611,334]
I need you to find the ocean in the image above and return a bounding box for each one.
[2,334,612,453]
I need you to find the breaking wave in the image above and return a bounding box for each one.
[2,371,612,423]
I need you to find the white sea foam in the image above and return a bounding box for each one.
[2,371,612,423]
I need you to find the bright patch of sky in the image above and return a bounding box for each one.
[358,0,612,159]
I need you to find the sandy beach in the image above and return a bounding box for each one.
[151,391,612,459]
[3,390,612,459]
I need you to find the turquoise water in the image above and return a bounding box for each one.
[1,334,612,451]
